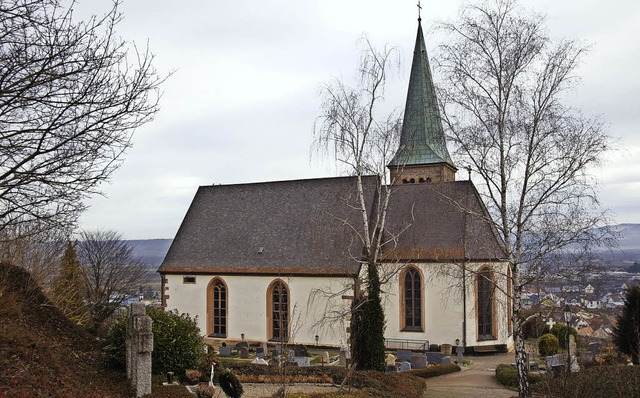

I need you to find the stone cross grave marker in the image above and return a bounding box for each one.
[126,303,153,398]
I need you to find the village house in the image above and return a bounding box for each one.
[158,19,513,352]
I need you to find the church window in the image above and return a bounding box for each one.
[401,266,423,332]
[268,280,289,342]
[477,267,496,340]
[183,275,196,284]
[426,177,432,183]
[402,178,408,184]
[419,178,425,183]
[207,278,227,338]
[410,178,415,183]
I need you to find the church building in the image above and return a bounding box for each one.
[159,18,513,352]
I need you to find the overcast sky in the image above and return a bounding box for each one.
[76,0,640,239]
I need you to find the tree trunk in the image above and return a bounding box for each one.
[513,282,531,397]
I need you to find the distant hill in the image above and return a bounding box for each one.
[127,239,172,268]
[595,224,640,267]
[614,223,640,251]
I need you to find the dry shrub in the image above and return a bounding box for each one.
[195,384,216,397]
[185,369,203,384]
[237,373,333,384]
[534,365,640,397]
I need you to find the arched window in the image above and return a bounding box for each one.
[206,278,227,338]
[401,267,423,331]
[268,280,289,342]
[477,267,496,340]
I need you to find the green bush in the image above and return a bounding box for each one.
[406,363,460,378]
[103,312,127,369]
[538,333,559,356]
[103,307,204,375]
[218,369,243,398]
[495,364,542,388]
[550,324,578,348]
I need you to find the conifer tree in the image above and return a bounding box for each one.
[52,242,89,325]
[614,286,640,365]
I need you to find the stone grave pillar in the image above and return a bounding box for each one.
[126,302,154,397]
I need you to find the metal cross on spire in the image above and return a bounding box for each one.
[417,1,422,21]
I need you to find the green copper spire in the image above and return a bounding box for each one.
[389,19,455,169]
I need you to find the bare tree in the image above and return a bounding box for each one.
[76,229,146,331]
[314,38,402,371]
[436,1,613,396]
[0,0,164,236]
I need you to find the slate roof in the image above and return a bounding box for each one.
[382,181,507,261]
[159,176,379,276]
[159,177,507,276]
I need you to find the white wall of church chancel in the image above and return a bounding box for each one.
[162,273,354,347]
[380,262,513,349]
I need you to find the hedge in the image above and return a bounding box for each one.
[406,364,461,378]
[495,364,542,388]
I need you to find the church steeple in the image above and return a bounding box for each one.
[388,18,457,184]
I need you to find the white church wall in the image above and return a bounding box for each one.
[163,273,353,347]
[380,261,513,349]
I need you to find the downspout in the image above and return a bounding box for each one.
[462,169,472,349]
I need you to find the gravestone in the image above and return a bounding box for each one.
[275,344,283,355]
[399,361,412,371]
[545,355,564,378]
[219,346,232,357]
[396,350,412,362]
[126,303,153,398]
[293,344,308,357]
[235,341,249,350]
[294,357,310,367]
[568,335,577,355]
[411,354,427,369]
[339,345,350,366]
[239,347,249,359]
[441,356,451,365]
[256,347,265,359]
[287,350,295,362]
[426,352,445,365]
[588,342,601,355]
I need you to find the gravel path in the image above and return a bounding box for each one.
[424,352,518,398]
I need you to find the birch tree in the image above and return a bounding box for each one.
[314,38,402,371]
[437,1,613,396]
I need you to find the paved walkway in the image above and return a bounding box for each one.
[424,352,518,398]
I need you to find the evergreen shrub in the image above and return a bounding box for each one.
[495,364,542,388]
[104,307,204,375]
[406,363,461,378]
[550,323,578,348]
[538,333,559,356]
